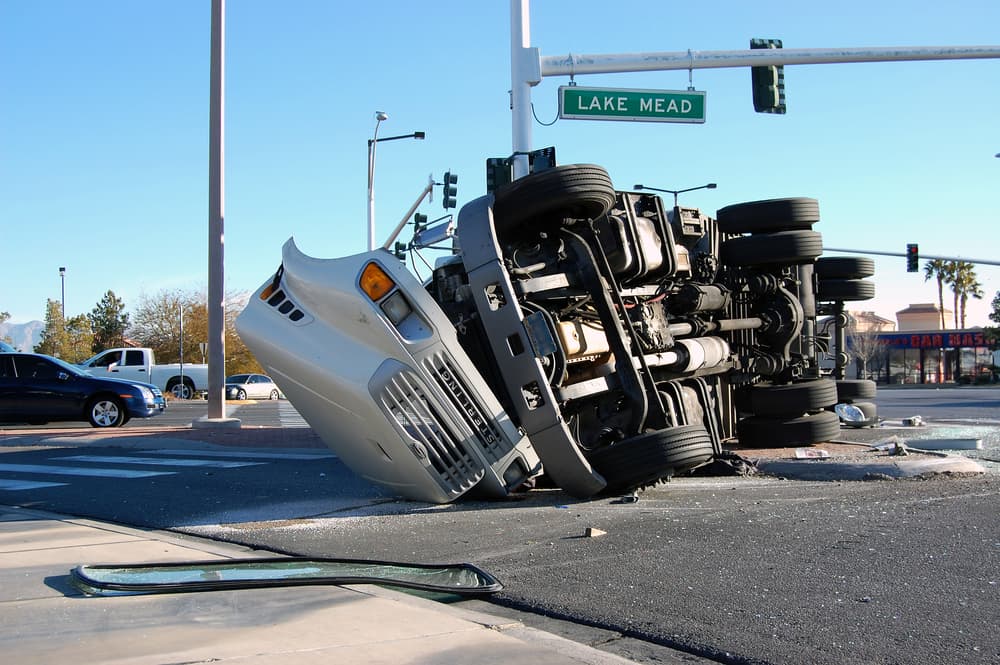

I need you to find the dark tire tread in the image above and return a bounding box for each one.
[717,197,820,234]
[589,425,715,493]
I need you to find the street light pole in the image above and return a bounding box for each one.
[367,111,388,251]
[58,267,66,318]
[366,112,425,251]
[633,182,717,206]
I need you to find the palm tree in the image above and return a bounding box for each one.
[942,261,962,328]
[950,261,983,328]
[923,259,950,329]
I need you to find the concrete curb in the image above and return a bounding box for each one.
[754,455,986,481]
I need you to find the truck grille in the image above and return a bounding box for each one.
[422,352,508,464]
[379,370,483,495]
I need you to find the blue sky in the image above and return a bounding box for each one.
[2,0,998,329]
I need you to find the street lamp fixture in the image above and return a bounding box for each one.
[633,182,717,207]
[58,267,66,318]
[366,111,425,251]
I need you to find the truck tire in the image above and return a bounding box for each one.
[167,378,195,400]
[88,396,126,428]
[492,164,616,234]
[816,278,875,302]
[749,378,838,417]
[720,230,823,266]
[815,256,875,280]
[836,379,877,402]
[736,411,840,447]
[588,425,715,493]
[716,197,819,234]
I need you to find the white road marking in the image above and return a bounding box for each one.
[58,455,266,468]
[146,449,335,460]
[0,478,68,491]
[278,400,310,428]
[0,463,175,478]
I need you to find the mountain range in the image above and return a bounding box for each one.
[0,320,44,352]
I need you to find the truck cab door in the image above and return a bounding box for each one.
[120,349,150,381]
[82,350,123,377]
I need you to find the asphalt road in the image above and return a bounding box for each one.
[173,474,995,665]
[2,389,998,664]
[872,386,1000,422]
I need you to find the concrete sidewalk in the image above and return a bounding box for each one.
[0,504,643,665]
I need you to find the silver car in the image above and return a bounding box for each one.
[225,373,282,400]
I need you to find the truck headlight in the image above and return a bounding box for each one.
[380,291,413,325]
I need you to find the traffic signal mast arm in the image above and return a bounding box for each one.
[382,176,436,251]
[824,247,1000,268]
[509,0,1000,178]
[535,45,1000,77]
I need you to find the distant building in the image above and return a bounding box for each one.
[895,303,952,331]
[819,306,992,384]
[851,311,896,333]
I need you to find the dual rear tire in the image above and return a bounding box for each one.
[737,378,840,447]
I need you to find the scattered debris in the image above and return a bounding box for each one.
[795,448,831,459]
[690,451,758,477]
[872,436,905,452]
[901,415,924,427]
[873,437,910,455]
[585,527,607,538]
[873,434,980,456]
[901,438,982,451]
[613,491,640,504]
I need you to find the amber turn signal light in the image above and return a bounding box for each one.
[359,262,395,301]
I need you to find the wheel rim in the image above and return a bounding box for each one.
[170,384,190,399]
[238,389,247,400]
[269,390,279,400]
[92,400,120,427]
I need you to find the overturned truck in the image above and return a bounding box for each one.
[236,163,876,503]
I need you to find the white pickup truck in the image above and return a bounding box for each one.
[78,347,209,399]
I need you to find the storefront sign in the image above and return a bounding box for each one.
[877,331,986,349]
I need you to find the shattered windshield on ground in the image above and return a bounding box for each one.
[71,557,502,597]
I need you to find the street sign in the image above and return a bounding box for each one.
[558,86,706,123]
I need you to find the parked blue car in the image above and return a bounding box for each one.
[0,353,166,428]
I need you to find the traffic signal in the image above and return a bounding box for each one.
[906,243,919,272]
[394,241,408,262]
[441,172,458,209]
[750,38,786,114]
[413,213,427,231]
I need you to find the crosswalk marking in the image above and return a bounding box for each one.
[58,455,266,469]
[0,478,68,491]
[278,401,309,428]
[146,448,334,461]
[0,463,175,479]
[0,446,336,492]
